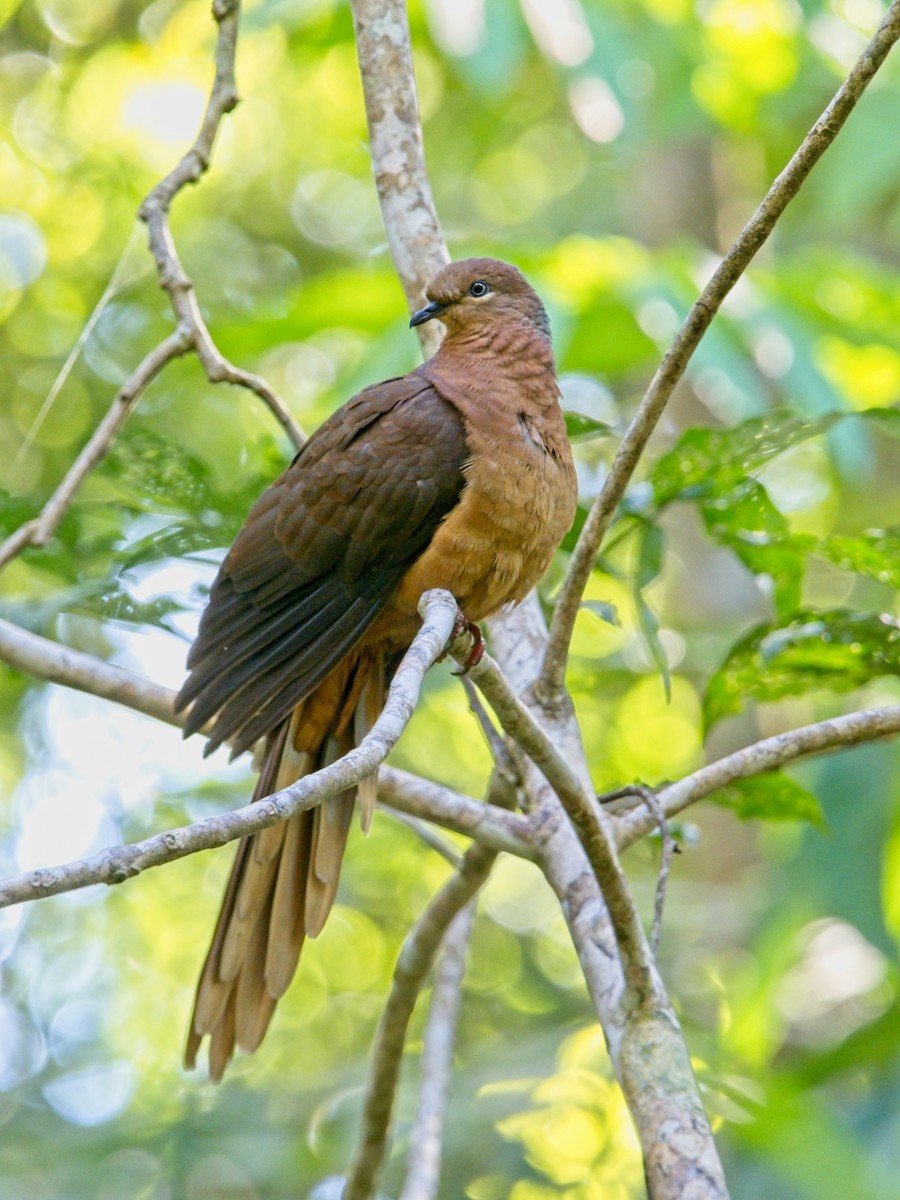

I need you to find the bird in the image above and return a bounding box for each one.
[176,257,577,1080]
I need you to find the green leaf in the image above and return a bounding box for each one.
[705,608,900,726]
[817,527,900,589]
[700,480,815,617]
[634,522,670,699]
[636,520,664,588]
[117,521,223,570]
[563,411,615,441]
[650,410,841,506]
[66,586,188,634]
[103,429,214,514]
[711,774,826,827]
[581,599,620,626]
[858,405,900,437]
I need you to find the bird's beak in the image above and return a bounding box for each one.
[409,300,446,328]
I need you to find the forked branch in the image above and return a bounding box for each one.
[0,0,302,575]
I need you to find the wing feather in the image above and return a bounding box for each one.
[176,375,469,753]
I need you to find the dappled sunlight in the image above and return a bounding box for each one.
[776,918,893,1044]
[497,1026,643,1198]
[121,80,207,151]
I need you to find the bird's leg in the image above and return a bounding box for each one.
[449,610,485,674]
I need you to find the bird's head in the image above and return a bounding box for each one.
[410,258,550,341]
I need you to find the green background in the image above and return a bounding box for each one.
[1,0,900,1197]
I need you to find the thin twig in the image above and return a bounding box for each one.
[0,592,458,908]
[611,786,676,957]
[343,841,494,1200]
[386,810,462,867]
[462,676,519,785]
[398,903,475,1200]
[378,766,535,859]
[600,784,676,953]
[0,0,302,576]
[616,705,900,850]
[0,331,192,570]
[137,0,304,450]
[539,0,900,698]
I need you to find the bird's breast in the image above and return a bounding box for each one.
[390,408,576,629]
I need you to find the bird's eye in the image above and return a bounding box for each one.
[469,280,490,298]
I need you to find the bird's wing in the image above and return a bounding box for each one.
[176,373,470,755]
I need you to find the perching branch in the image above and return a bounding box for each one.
[0,0,302,575]
[5,596,897,907]
[539,0,900,697]
[449,624,655,1006]
[0,604,536,909]
[0,591,458,908]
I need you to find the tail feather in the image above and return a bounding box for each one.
[234,888,278,1054]
[185,648,390,1079]
[220,821,287,982]
[266,812,312,997]
[354,656,385,833]
[305,792,355,937]
[189,835,253,1041]
[207,990,238,1083]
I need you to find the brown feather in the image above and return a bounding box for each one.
[234,889,278,1054]
[219,821,286,982]
[181,257,577,1078]
[207,989,237,1084]
[265,809,312,997]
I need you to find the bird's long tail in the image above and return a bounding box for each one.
[185,647,388,1081]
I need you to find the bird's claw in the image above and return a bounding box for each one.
[450,614,485,674]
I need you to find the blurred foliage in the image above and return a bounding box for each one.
[1,0,900,1197]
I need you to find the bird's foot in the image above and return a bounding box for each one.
[450,612,485,674]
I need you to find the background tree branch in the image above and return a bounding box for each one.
[397,902,475,1200]
[344,831,498,1200]
[350,0,448,356]
[539,0,900,698]
[617,705,900,849]
[0,0,302,575]
[349,4,731,1193]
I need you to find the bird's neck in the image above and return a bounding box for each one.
[428,321,558,407]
